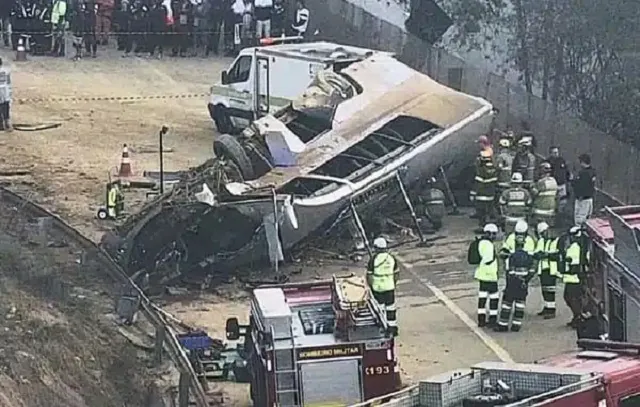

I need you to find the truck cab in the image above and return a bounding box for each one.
[225,276,401,407]
[207,41,390,134]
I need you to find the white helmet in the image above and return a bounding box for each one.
[515,220,528,234]
[483,223,498,234]
[537,222,549,234]
[511,172,523,183]
[373,237,387,249]
[569,226,581,236]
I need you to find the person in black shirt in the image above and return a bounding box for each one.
[83,0,99,57]
[572,153,596,226]
[547,146,570,223]
[205,0,223,55]
[148,0,167,57]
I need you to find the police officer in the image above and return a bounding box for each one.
[501,220,536,272]
[534,222,560,318]
[471,150,497,231]
[422,177,446,232]
[512,138,536,188]
[496,245,534,332]
[107,182,119,219]
[498,172,531,235]
[495,137,514,193]
[367,237,399,336]
[472,223,500,327]
[0,57,11,132]
[563,226,588,328]
[530,162,558,227]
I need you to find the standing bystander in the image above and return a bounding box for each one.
[572,153,596,226]
[254,0,272,39]
[0,58,11,132]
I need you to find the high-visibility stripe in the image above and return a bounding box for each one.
[476,196,495,201]
[507,201,527,206]
[539,190,557,196]
[427,200,445,204]
[533,208,555,215]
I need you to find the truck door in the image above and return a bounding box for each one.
[224,54,255,128]
[608,283,626,341]
[300,359,362,406]
[253,54,270,118]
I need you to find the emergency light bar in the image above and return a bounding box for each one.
[260,35,304,45]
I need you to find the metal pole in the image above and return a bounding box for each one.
[272,188,279,275]
[154,325,166,366]
[349,201,373,257]
[159,126,168,194]
[439,165,461,215]
[394,172,427,244]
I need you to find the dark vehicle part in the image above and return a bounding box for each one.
[213,134,255,180]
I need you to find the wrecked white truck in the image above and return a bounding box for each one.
[108,49,494,283]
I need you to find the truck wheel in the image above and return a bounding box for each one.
[213,105,234,134]
[97,208,109,220]
[213,134,256,180]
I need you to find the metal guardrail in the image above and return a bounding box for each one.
[0,187,209,407]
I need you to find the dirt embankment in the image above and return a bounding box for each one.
[0,217,162,407]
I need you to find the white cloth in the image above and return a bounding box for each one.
[574,198,593,226]
[232,0,246,15]
[254,0,273,7]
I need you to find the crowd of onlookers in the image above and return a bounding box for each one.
[0,0,310,58]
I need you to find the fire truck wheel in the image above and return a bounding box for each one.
[213,134,255,180]
[213,105,234,134]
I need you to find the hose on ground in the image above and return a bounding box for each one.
[13,123,62,132]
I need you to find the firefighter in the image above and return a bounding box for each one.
[422,177,446,232]
[512,138,536,188]
[477,135,494,159]
[471,150,497,231]
[500,220,535,271]
[534,222,560,318]
[495,137,515,193]
[530,162,558,227]
[367,237,399,336]
[107,182,118,219]
[563,226,589,328]
[495,244,534,332]
[471,223,500,327]
[498,172,531,235]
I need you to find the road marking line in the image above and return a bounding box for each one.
[397,257,514,363]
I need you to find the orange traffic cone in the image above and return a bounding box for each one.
[117,144,132,186]
[15,38,27,62]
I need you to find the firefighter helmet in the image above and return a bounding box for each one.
[515,220,528,234]
[511,172,523,183]
[499,138,511,148]
[537,222,549,234]
[518,137,532,147]
[569,226,582,236]
[539,162,552,173]
[483,223,499,234]
[373,237,388,249]
[477,135,490,146]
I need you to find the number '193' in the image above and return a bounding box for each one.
[365,366,390,375]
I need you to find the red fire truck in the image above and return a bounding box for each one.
[225,275,401,406]
[585,205,640,343]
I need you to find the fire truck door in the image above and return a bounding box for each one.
[300,359,362,406]
[625,296,640,342]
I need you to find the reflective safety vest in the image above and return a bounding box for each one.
[474,239,498,282]
[531,176,558,216]
[503,233,535,269]
[370,252,396,292]
[535,237,559,276]
[495,150,515,188]
[52,0,67,24]
[563,241,587,284]
[499,187,531,222]
[474,159,498,201]
[107,187,117,208]
[513,152,536,185]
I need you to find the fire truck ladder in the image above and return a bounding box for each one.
[272,324,299,407]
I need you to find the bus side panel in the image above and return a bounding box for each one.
[361,346,398,400]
